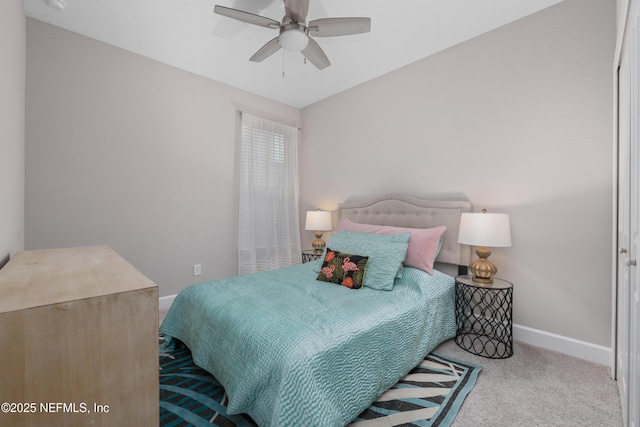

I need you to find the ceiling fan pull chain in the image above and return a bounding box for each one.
[282,49,285,78]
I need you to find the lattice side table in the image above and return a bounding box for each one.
[302,249,323,263]
[455,275,513,359]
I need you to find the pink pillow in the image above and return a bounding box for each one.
[338,218,446,274]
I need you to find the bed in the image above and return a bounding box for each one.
[160,193,472,426]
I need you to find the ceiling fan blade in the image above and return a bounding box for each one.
[249,37,282,62]
[284,0,309,23]
[214,5,280,29]
[308,17,371,37]
[302,37,330,70]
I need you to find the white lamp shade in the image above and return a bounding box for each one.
[305,210,332,231]
[458,212,512,247]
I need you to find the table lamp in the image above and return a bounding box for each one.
[305,210,332,253]
[457,209,512,284]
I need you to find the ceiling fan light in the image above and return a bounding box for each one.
[45,0,66,10]
[279,28,308,52]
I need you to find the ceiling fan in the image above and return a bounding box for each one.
[214,0,371,70]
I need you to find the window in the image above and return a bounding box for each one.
[238,112,301,274]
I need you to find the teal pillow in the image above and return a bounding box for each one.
[316,248,369,289]
[326,231,411,291]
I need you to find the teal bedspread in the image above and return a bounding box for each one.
[160,261,456,427]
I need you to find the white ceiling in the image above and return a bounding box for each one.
[24,0,565,108]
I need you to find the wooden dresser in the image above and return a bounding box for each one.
[0,246,159,427]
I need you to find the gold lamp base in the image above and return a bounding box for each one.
[469,246,497,285]
[311,231,326,254]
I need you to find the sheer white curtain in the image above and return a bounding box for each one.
[238,112,302,274]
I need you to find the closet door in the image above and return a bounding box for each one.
[628,7,639,426]
[617,43,631,427]
[617,3,640,426]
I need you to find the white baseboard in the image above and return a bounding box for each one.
[514,323,612,366]
[157,296,611,366]
[159,294,177,313]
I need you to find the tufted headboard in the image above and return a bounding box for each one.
[338,193,472,268]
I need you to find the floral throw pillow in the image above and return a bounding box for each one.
[316,248,369,289]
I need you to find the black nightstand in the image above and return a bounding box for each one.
[454,275,513,359]
[302,249,323,263]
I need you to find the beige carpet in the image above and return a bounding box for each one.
[434,339,623,427]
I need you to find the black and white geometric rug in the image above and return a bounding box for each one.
[159,336,481,427]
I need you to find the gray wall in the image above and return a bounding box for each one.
[299,0,615,347]
[25,19,300,297]
[0,0,26,266]
[25,0,615,347]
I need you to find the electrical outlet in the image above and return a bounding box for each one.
[193,264,201,276]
